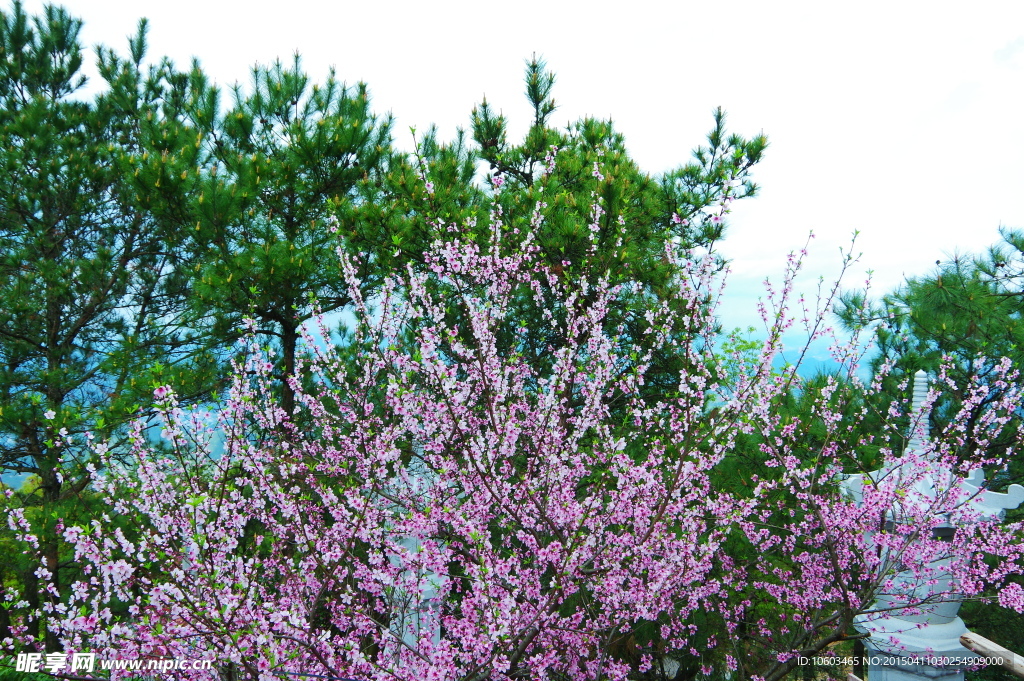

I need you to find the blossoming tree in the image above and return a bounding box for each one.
[5,165,1024,681]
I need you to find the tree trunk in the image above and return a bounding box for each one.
[281,319,298,419]
[854,638,865,681]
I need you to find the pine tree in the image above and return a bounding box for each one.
[456,57,769,406]
[131,54,397,418]
[0,3,214,648]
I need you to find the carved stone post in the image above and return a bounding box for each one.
[842,371,1024,681]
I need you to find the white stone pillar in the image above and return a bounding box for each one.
[843,371,1024,681]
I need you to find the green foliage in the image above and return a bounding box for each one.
[130,52,401,416]
[473,57,767,271]
[0,666,50,681]
[838,229,1023,474]
[367,125,484,274]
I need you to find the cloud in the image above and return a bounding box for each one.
[937,80,983,114]
[994,36,1024,67]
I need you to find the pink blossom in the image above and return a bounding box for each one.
[998,582,1024,613]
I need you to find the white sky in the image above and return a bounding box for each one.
[20,0,1024,335]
